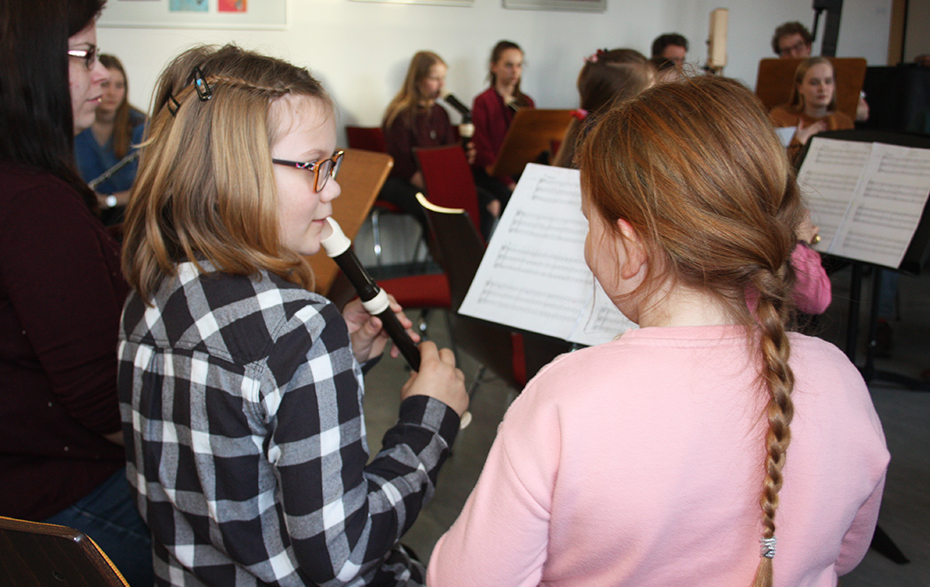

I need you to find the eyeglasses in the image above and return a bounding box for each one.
[272,150,344,192]
[68,45,100,70]
[778,40,808,57]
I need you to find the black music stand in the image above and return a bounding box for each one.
[799,129,930,566]
[802,130,930,390]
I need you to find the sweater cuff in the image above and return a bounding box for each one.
[397,395,460,448]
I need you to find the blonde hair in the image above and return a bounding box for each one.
[383,51,445,128]
[121,44,332,302]
[578,76,801,587]
[788,57,837,113]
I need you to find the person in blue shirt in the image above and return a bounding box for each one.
[74,53,145,224]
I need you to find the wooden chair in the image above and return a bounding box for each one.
[0,516,129,586]
[417,193,571,393]
[345,125,424,273]
[306,148,392,297]
[755,57,867,122]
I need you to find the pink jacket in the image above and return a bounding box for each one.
[428,326,888,586]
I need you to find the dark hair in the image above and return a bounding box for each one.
[772,21,813,55]
[651,33,688,58]
[553,49,652,168]
[0,0,105,211]
[577,49,651,113]
[487,40,531,108]
[98,54,145,159]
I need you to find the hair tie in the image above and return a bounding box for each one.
[760,536,777,559]
[584,53,598,64]
[572,109,588,121]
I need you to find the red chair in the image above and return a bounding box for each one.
[414,144,483,239]
[345,126,388,153]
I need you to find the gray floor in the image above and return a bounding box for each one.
[360,249,930,585]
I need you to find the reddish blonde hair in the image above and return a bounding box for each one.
[579,75,802,587]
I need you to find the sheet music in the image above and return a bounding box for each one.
[459,164,637,347]
[774,127,796,148]
[798,138,930,268]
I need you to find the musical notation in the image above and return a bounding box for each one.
[798,138,930,268]
[459,164,636,347]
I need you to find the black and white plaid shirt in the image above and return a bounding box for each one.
[118,263,459,586]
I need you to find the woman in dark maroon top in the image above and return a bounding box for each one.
[0,1,152,584]
[380,51,463,231]
[471,41,535,187]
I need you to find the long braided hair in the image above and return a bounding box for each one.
[578,75,801,587]
[122,44,332,301]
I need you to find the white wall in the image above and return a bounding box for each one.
[99,0,891,141]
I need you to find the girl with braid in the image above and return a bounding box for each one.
[427,76,888,586]
[119,44,468,587]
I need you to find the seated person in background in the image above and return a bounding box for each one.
[0,1,152,585]
[427,75,888,587]
[381,51,475,232]
[471,40,534,221]
[75,53,146,225]
[772,21,813,59]
[553,49,653,168]
[769,57,853,166]
[119,44,469,586]
[772,21,869,121]
[651,32,688,69]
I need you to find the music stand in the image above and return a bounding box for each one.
[755,57,866,122]
[488,109,573,178]
[799,128,930,566]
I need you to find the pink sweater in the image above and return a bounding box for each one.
[428,326,888,587]
[792,242,832,314]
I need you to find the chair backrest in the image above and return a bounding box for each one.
[418,193,574,390]
[0,516,129,587]
[306,148,393,295]
[414,144,483,237]
[755,57,866,122]
[345,126,388,153]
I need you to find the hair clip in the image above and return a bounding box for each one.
[760,536,777,559]
[193,66,213,102]
[167,94,181,117]
[584,53,598,64]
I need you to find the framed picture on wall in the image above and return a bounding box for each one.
[503,0,604,12]
[98,0,287,30]
[350,0,473,6]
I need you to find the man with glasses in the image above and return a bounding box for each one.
[772,21,813,59]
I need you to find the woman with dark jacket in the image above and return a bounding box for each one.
[0,1,152,584]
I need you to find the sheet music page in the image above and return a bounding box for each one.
[829,143,930,268]
[796,138,872,253]
[459,163,636,345]
[774,127,796,148]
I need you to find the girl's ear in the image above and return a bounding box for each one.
[617,219,647,280]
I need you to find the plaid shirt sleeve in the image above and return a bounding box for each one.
[119,267,459,587]
[267,301,460,585]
